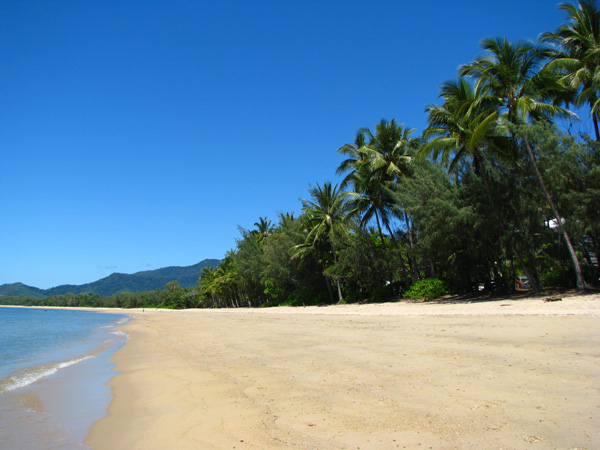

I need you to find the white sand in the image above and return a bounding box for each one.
[86,293,600,450]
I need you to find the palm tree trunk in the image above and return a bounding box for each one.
[523,137,586,290]
[593,110,600,142]
[332,250,343,303]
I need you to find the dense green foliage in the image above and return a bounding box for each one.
[0,283,201,309]
[192,1,599,308]
[191,120,597,308]
[403,279,449,300]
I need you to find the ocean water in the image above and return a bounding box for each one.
[0,307,130,449]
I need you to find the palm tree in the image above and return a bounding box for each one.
[362,119,413,183]
[337,130,367,190]
[541,0,600,140]
[344,168,397,282]
[213,251,241,307]
[461,36,586,290]
[198,266,220,307]
[198,252,241,307]
[422,76,538,291]
[421,77,503,177]
[253,217,275,243]
[277,212,295,228]
[460,37,572,123]
[337,119,414,283]
[293,182,353,302]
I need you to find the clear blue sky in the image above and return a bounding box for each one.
[1,1,586,289]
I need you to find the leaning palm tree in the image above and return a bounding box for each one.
[213,251,241,307]
[293,182,354,303]
[421,76,541,291]
[461,36,586,290]
[198,266,219,307]
[541,0,600,140]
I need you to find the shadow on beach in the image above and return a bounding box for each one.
[400,287,599,305]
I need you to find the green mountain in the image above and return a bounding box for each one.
[0,283,47,298]
[0,259,220,298]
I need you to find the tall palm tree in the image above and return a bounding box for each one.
[460,37,571,123]
[293,182,353,302]
[461,36,586,290]
[421,77,503,177]
[344,168,396,282]
[337,119,414,283]
[541,0,600,140]
[362,119,414,182]
[421,76,538,291]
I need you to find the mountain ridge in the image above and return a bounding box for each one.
[0,259,221,298]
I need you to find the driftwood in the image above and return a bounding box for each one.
[543,296,562,302]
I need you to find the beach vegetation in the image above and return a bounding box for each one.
[403,278,449,300]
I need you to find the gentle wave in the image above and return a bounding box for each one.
[0,355,93,394]
[108,330,128,337]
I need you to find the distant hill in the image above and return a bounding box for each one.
[0,259,220,298]
[0,282,47,298]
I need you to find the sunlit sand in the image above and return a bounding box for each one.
[86,293,599,450]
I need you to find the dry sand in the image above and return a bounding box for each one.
[86,294,600,450]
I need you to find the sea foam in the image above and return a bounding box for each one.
[0,355,93,394]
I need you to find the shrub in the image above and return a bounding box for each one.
[403,278,448,300]
[540,269,572,288]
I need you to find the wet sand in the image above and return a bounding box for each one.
[86,294,600,450]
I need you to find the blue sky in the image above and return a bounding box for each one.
[1,1,587,289]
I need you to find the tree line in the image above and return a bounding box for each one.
[195,0,600,307]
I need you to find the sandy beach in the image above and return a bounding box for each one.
[86,294,599,450]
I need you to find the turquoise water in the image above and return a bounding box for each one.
[0,307,129,449]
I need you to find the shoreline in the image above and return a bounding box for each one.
[85,293,599,450]
[0,307,130,450]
